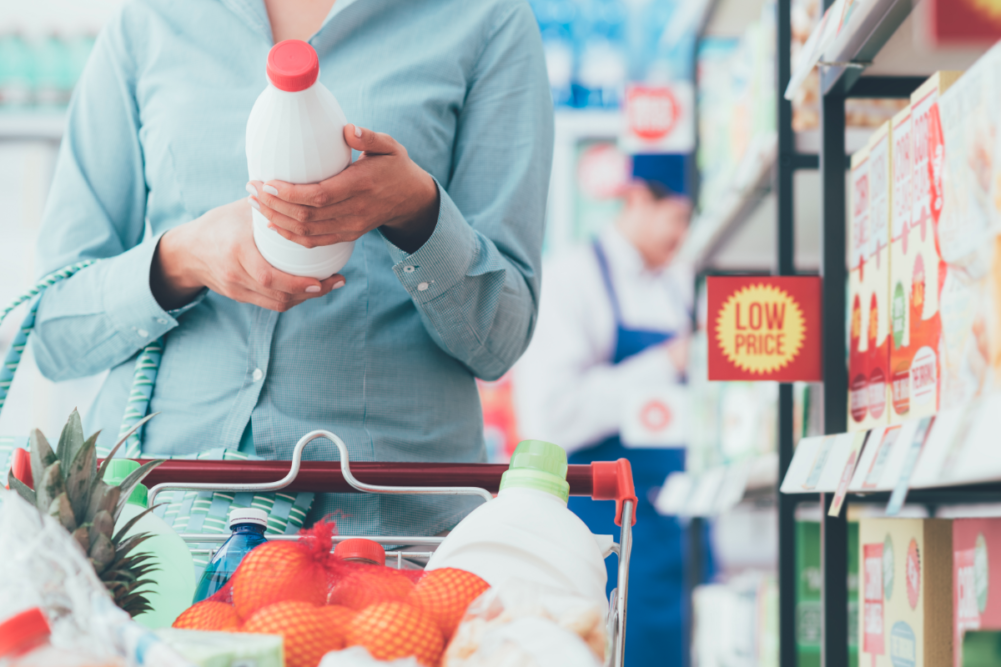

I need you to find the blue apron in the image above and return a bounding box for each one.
[567,241,706,667]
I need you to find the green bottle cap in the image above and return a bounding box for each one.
[499,439,570,503]
[103,459,148,508]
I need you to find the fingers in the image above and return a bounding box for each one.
[344,124,400,156]
[251,197,350,248]
[236,244,342,307]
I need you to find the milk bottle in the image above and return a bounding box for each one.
[246,40,354,279]
[426,440,608,610]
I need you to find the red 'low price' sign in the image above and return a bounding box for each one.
[707,276,823,382]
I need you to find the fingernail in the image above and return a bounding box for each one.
[333,280,346,289]
[263,185,279,196]
[305,285,321,293]
[245,183,258,196]
[249,197,260,210]
[354,125,363,138]
[268,223,276,230]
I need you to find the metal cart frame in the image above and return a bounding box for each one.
[142,430,637,667]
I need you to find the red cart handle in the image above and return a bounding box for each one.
[590,459,638,527]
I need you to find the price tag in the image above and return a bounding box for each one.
[827,431,870,517]
[620,386,689,448]
[885,417,935,516]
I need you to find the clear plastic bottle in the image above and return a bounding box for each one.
[0,608,118,667]
[192,509,269,603]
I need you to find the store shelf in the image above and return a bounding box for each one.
[819,0,915,95]
[656,453,778,517]
[0,112,66,142]
[681,133,776,269]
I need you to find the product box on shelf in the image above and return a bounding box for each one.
[849,145,874,430]
[937,50,1001,409]
[868,121,893,426]
[859,518,953,667]
[953,519,1001,667]
[797,518,860,667]
[889,72,963,424]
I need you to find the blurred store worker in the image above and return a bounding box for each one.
[515,179,697,666]
[30,0,552,536]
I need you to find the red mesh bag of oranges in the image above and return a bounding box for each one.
[173,521,490,667]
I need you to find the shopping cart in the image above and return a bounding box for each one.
[139,430,637,667]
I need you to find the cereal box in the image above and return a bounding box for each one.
[867,121,893,426]
[859,518,953,667]
[953,519,1001,667]
[849,146,873,430]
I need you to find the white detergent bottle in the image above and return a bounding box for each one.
[426,440,608,610]
[104,459,196,629]
[246,39,354,279]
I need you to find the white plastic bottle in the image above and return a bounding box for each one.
[104,459,196,629]
[426,440,608,610]
[246,39,354,279]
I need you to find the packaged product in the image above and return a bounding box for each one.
[859,518,953,667]
[795,518,859,667]
[153,629,282,667]
[952,519,1001,667]
[867,121,893,426]
[937,49,1001,408]
[889,72,963,423]
[849,145,873,430]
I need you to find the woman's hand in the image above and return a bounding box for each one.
[248,124,440,254]
[151,198,345,312]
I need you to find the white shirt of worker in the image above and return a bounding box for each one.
[514,225,694,454]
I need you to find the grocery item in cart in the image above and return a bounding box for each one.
[334,539,387,566]
[153,629,282,667]
[0,608,121,667]
[426,440,608,611]
[104,459,196,628]
[193,509,269,604]
[247,39,354,279]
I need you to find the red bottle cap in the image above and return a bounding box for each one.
[8,449,33,489]
[0,608,51,657]
[334,539,386,566]
[266,40,319,92]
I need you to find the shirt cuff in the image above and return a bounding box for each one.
[380,180,478,304]
[101,233,203,346]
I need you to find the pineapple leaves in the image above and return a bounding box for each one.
[85,481,121,525]
[57,409,86,476]
[35,460,64,515]
[89,509,115,546]
[6,472,36,505]
[95,413,158,482]
[65,432,99,525]
[112,461,164,523]
[89,532,116,571]
[112,506,161,544]
[48,492,76,532]
[29,429,57,493]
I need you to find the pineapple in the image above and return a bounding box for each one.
[6,409,163,617]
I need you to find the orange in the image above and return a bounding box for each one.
[172,600,240,631]
[242,601,344,667]
[409,568,490,640]
[320,604,356,630]
[327,566,415,611]
[346,602,444,667]
[230,541,329,619]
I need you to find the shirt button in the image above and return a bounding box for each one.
[417,282,429,292]
[403,266,415,274]
[252,368,264,382]
[157,318,168,325]
[137,329,149,338]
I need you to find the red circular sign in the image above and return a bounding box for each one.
[639,400,672,432]
[627,86,680,142]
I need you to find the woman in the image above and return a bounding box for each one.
[32,0,553,536]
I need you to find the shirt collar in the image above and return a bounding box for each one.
[219,0,365,46]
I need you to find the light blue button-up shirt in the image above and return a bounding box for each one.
[32,0,553,536]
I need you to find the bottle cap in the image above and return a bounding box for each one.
[266,40,319,92]
[229,508,269,529]
[499,440,570,503]
[334,538,386,566]
[0,608,50,657]
[103,459,147,508]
